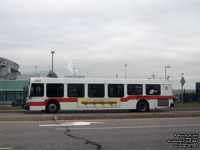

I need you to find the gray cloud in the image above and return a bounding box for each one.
[0,0,200,89]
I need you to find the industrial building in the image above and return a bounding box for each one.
[0,80,28,105]
[0,57,27,105]
[0,57,20,80]
[0,57,56,105]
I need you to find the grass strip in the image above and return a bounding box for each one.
[174,101,200,108]
[0,106,22,110]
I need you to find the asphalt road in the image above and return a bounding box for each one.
[0,108,200,121]
[1,108,200,121]
[0,117,199,150]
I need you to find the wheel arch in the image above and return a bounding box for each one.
[46,99,60,111]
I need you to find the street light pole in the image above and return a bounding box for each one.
[165,66,171,79]
[125,64,127,79]
[51,51,55,73]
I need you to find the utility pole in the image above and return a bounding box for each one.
[125,64,127,79]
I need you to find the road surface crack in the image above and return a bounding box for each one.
[53,115,102,150]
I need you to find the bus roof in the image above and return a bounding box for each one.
[29,77,171,85]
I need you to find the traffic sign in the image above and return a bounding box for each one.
[180,77,185,86]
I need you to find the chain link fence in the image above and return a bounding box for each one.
[173,89,200,102]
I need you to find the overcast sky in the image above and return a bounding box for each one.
[1,0,200,89]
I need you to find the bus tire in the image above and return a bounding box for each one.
[137,100,149,112]
[46,101,59,113]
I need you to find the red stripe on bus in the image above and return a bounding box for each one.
[28,98,77,106]
[54,98,78,103]
[28,96,173,106]
[121,96,173,102]
[28,101,47,106]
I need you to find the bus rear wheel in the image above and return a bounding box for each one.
[137,101,149,112]
[46,102,59,113]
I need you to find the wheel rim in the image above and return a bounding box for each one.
[48,103,57,113]
[139,103,147,112]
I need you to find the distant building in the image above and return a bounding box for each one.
[0,80,28,105]
[64,75,85,78]
[17,71,50,80]
[0,57,20,80]
[0,57,62,104]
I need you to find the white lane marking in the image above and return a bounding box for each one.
[0,148,12,150]
[64,124,200,130]
[39,121,102,127]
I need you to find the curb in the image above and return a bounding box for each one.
[0,108,200,113]
[0,111,200,121]
[170,108,200,111]
[55,112,200,120]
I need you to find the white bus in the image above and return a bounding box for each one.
[25,78,173,113]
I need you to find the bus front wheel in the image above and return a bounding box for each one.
[137,100,149,112]
[46,101,59,113]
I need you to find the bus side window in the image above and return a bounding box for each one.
[108,84,124,97]
[68,84,84,98]
[47,84,64,97]
[127,84,143,95]
[88,84,105,98]
[146,84,161,95]
[31,84,44,97]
